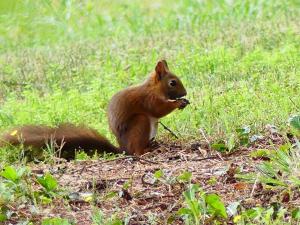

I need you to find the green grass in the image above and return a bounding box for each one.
[0,0,299,156]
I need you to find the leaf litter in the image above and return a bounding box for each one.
[4,131,299,224]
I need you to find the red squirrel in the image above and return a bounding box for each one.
[0,60,189,159]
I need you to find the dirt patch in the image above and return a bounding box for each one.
[5,133,289,224]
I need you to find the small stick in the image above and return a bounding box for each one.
[215,152,224,161]
[159,121,179,139]
[250,177,259,198]
[289,97,298,110]
[157,155,219,163]
[199,128,211,151]
[186,155,219,161]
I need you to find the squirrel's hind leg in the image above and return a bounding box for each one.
[120,115,152,156]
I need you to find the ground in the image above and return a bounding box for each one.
[5,126,297,224]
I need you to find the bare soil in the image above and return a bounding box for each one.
[6,131,293,224]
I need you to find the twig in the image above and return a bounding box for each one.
[141,173,155,185]
[250,177,259,198]
[199,128,211,151]
[289,97,298,110]
[186,155,220,161]
[79,165,86,175]
[215,152,224,161]
[159,122,179,139]
[157,155,219,163]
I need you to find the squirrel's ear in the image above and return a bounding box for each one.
[155,60,169,80]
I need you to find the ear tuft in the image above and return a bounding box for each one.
[155,60,169,80]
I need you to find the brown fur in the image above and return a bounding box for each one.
[0,124,120,160]
[0,60,188,159]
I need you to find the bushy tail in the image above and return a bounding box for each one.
[0,123,121,160]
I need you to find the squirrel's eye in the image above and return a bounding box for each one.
[169,80,177,87]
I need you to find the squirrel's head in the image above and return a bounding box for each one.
[153,60,187,100]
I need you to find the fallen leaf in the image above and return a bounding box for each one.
[234,182,248,190]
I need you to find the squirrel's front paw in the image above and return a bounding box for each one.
[178,98,190,109]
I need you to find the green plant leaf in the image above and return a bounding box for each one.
[258,176,287,187]
[110,219,123,225]
[177,171,192,183]
[207,177,217,185]
[181,184,202,222]
[41,217,71,225]
[243,208,260,219]
[37,173,58,192]
[0,166,19,183]
[250,149,270,158]
[292,208,300,219]
[279,144,290,152]
[183,184,200,201]
[177,207,193,216]
[289,115,300,131]
[75,151,89,160]
[0,213,7,222]
[122,180,132,190]
[167,214,176,224]
[154,169,164,179]
[211,142,228,153]
[227,134,236,152]
[236,126,251,145]
[205,193,227,218]
[105,191,118,199]
[40,195,52,205]
[290,177,300,186]
[258,162,277,177]
[0,206,8,222]
[235,173,257,183]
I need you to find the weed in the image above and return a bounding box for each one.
[233,204,297,225]
[91,208,123,225]
[0,165,65,222]
[237,143,300,188]
[177,171,227,224]
[41,217,72,225]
